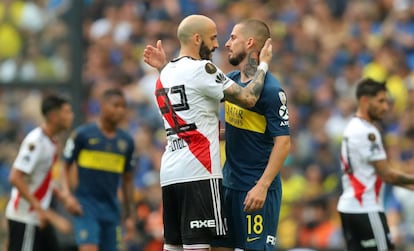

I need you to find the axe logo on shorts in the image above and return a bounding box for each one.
[190,219,216,229]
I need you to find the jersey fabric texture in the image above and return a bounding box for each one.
[222,71,290,191]
[155,56,233,187]
[63,123,134,221]
[6,127,57,225]
[337,117,386,213]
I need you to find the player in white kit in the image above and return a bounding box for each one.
[337,78,414,251]
[5,94,74,251]
[144,15,272,251]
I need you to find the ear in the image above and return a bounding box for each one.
[246,37,255,50]
[193,33,202,46]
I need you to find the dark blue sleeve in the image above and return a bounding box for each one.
[263,82,290,137]
[62,128,83,164]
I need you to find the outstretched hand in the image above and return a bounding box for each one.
[259,38,273,65]
[143,40,167,71]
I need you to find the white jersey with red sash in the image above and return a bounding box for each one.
[337,117,386,213]
[156,56,233,187]
[6,127,57,225]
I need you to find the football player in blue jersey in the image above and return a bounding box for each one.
[144,19,291,251]
[212,19,291,251]
[61,88,135,251]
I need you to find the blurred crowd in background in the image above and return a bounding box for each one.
[2,0,414,250]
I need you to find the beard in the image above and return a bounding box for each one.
[367,107,383,121]
[199,41,213,60]
[228,50,247,66]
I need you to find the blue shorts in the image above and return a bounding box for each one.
[73,213,121,251]
[212,187,281,250]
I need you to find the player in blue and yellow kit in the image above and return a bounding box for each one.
[61,89,135,251]
[212,20,291,251]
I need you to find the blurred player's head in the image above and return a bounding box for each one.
[41,94,73,131]
[100,88,127,126]
[356,78,389,121]
[177,15,218,60]
[225,19,270,66]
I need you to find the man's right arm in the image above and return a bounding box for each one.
[373,159,414,188]
[61,133,83,215]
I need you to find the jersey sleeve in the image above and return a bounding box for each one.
[362,130,387,162]
[13,136,42,174]
[264,86,290,137]
[62,130,83,164]
[197,61,234,100]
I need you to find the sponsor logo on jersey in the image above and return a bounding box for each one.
[278,91,289,121]
[215,72,227,84]
[266,235,277,245]
[190,219,216,229]
[225,101,266,133]
[247,236,261,242]
[361,238,377,248]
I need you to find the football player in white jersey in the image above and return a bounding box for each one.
[144,14,272,251]
[5,94,74,251]
[337,78,414,251]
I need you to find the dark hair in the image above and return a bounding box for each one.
[239,19,270,50]
[356,78,387,100]
[102,88,124,100]
[41,94,69,117]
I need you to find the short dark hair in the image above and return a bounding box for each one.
[41,94,69,117]
[102,88,124,100]
[356,78,387,100]
[239,19,270,50]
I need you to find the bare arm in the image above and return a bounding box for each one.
[244,135,291,212]
[121,171,135,220]
[224,38,273,108]
[9,168,47,226]
[60,162,82,215]
[373,159,414,189]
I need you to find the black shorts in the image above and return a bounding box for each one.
[340,211,395,251]
[7,219,58,251]
[162,178,227,247]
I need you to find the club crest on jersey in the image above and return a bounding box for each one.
[368,133,376,141]
[117,139,127,152]
[205,62,217,74]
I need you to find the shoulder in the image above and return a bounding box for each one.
[76,123,96,135]
[226,70,240,80]
[20,127,44,148]
[117,129,134,144]
[264,74,283,92]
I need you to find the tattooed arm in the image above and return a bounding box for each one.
[223,38,272,108]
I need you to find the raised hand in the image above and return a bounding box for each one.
[259,38,273,65]
[143,40,167,71]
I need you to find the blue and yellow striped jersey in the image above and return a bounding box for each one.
[63,123,134,220]
[223,71,290,191]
